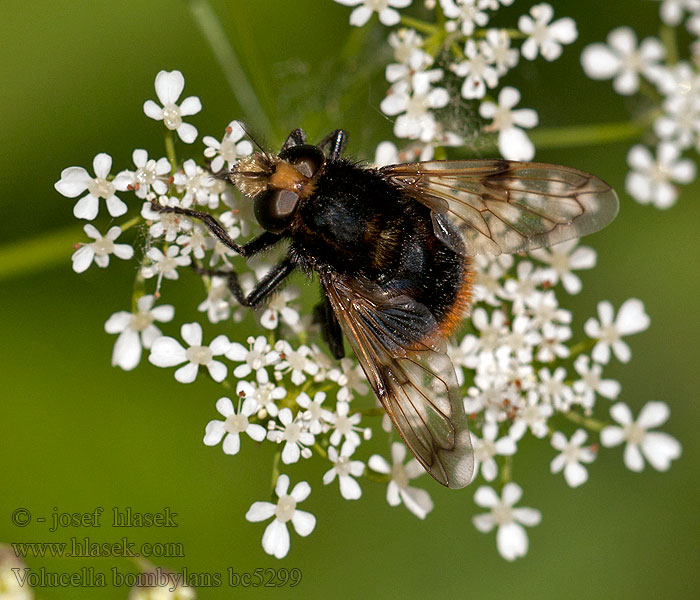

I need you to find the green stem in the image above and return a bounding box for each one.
[528,119,651,149]
[186,0,273,135]
[660,24,678,65]
[0,225,81,280]
[165,131,178,172]
[400,15,440,36]
[563,410,607,433]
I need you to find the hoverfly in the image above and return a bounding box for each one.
[154,128,618,489]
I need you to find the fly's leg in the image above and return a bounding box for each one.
[317,129,347,161]
[313,294,345,359]
[281,128,307,151]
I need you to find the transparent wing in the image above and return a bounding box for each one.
[382,159,619,256]
[321,272,473,489]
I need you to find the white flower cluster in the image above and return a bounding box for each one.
[581,7,700,209]
[334,1,578,162]
[54,65,681,564]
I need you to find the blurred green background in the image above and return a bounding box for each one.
[1,0,698,598]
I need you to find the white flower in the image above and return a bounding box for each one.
[518,3,577,62]
[140,245,192,286]
[538,366,574,410]
[451,39,499,100]
[328,358,369,402]
[486,28,519,76]
[203,120,253,173]
[381,71,450,142]
[581,27,666,95]
[203,396,266,455]
[226,335,280,383]
[274,341,319,385]
[173,159,215,208]
[141,198,193,242]
[113,149,171,199]
[148,322,230,383]
[472,422,517,482]
[267,408,316,464]
[297,391,333,434]
[335,0,412,27]
[237,379,286,418]
[584,299,650,364]
[143,70,201,143]
[329,401,368,447]
[625,143,696,209]
[550,429,596,487]
[323,442,365,499]
[509,392,553,440]
[530,239,596,295]
[260,287,301,330]
[388,27,425,65]
[245,474,315,559]
[197,276,233,323]
[502,260,544,313]
[656,0,700,26]
[479,87,538,161]
[440,0,489,36]
[473,482,541,561]
[573,355,620,408]
[177,224,211,259]
[104,295,174,371]
[71,225,133,273]
[601,402,682,472]
[55,152,126,220]
[368,442,434,519]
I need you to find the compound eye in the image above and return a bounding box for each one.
[279,145,325,177]
[254,189,300,233]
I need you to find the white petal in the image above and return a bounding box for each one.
[226,342,247,361]
[151,305,175,322]
[104,311,131,334]
[497,522,528,561]
[600,425,625,447]
[245,501,275,522]
[181,322,203,346]
[112,329,142,371]
[564,461,588,487]
[499,86,520,109]
[551,18,577,44]
[149,337,187,367]
[291,510,316,536]
[73,195,99,220]
[54,167,91,197]
[222,432,241,455]
[339,476,362,500]
[473,513,495,533]
[92,153,112,179]
[368,455,390,474]
[71,246,95,273]
[502,482,523,506]
[616,298,650,335]
[282,442,300,464]
[207,360,227,382]
[474,485,499,508]
[113,244,134,260]
[400,486,433,519]
[179,95,202,116]
[155,70,185,105]
[275,474,290,497]
[106,195,128,218]
[581,44,621,79]
[610,402,633,426]
[637,401,669,429]
[247,424,266,442]
[512,507,541,526]
[215,396,234,416]
[203,420,226,445]
[291,480,311,503]
[175,362,199,383]
[349,5,372,27]
[378,7,400,27]
[511,108,538,129]
[177,123,198,144]
[641,432,681,470]
[262,520,290,559]
[623,443,645,471]
[499,127,535,161]
[143,100,164,120]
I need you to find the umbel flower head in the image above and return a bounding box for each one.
[54,0,684,562]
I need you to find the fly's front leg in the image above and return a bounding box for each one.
[313,293,345,359]
[149,202,282,257]
[281,128,306,151]
[194,256,296,308]
[317,129,347,161]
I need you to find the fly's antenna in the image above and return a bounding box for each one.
[240,123,271,158]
